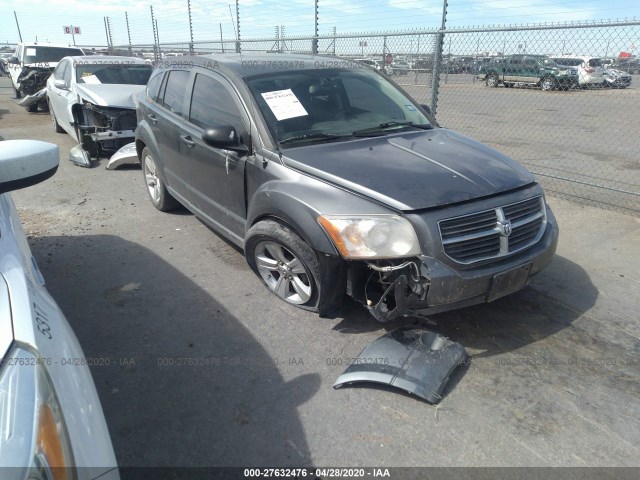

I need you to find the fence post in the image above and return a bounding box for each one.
[236,0,241,53]
[150,6,159,63]
[430,0,448,116]
[312,0,319,54]
[125,12,132,56]
[188,0,194,55]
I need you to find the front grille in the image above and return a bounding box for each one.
[439,196,546,264]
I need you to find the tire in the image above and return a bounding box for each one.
[541,76,557,91]
[245,220,322,312]
[486,74,499,87]
[504,82,514,88]
[27,103,38,113]
[141,146,179,211]
[50,101,64,133]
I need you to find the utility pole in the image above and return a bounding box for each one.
[14,11,23,42]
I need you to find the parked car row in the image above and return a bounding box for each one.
[477,54,633,91]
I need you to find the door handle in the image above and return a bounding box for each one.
[180,134,195,148]
[147,113,158,125]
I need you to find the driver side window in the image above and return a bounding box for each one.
[189,73,243,132]
[53,60,68,81]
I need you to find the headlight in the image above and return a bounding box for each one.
[0,347,76,480]
[317,214,421,259]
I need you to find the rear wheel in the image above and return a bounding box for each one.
[246,220,322,311]
[26,103,38,112]
[141,147,179,211]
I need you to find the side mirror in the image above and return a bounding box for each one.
[202,126,248,154]
[53,79,69,90]
[7,56,19,65]
[0,140,59,195]
[420,104,432,115]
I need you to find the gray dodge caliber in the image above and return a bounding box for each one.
[135,54,558,322]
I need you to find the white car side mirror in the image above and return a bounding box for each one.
[0,140,59,194]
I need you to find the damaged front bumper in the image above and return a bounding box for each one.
[17,66,53,96]
[17,87,47,108]
[351,212,558,322]
[70,104,138,167]
[106,142,138,170]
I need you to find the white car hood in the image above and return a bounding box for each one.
[74,84,145,109]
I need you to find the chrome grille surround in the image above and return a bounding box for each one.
[438,196,547,264]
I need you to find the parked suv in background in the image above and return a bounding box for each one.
[7,42,84,111]
[481,54,577,90]
[135,53,558,322]
[552,56,605,87]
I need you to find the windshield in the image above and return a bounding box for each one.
[76,63,153,85]
[246,68,432,147]
[23,46,83,64]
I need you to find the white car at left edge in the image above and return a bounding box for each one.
[0,140,119,480]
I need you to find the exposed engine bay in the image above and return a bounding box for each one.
[347,259,430,322]
[73,102,137,159]
[17,66,53,96]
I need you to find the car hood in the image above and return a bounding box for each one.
[74,84,145,108]
[281,128,535,211]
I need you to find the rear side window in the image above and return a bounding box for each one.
[162,70,189,117]
[189,73,242,130]
[146,70,165,102]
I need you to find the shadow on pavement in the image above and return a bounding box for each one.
[332,255,597,359]
[30,234,318,467]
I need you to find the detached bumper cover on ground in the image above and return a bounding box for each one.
[334,327,467,403]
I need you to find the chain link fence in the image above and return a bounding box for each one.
[431,21,640,213]
[6,10,639,213]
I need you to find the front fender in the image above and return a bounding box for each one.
[246,165,397,255]
[246,184,337,255]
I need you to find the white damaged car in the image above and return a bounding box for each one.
[0,140,119,479]
[46,56,152,168]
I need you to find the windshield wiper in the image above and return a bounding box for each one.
[279,133,349,145]
[352,121,432,137]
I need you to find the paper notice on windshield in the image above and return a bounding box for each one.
[26,48,37,56]
[81,74,102,84]
[261,89,308,121]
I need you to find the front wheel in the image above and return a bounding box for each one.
[141,147,179,211]
[246,220,322,311]
[486,74,499,87]
[541,76,557,91]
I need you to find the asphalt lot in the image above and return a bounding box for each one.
[1,74,640,471]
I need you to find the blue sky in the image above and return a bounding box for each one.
[1,0,639,49]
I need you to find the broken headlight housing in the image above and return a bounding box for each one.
[318,214,421,259]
